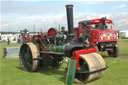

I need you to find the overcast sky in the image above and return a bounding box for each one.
[1,0,128,32]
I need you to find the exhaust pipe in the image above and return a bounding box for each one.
[66,5,74,34]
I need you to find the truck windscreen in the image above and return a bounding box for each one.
[91,23,112,30]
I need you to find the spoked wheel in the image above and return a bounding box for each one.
[75,53,105,83]
[108,45,119,57]
[19,43,40,72]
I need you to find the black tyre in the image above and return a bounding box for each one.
[108,45,119,57]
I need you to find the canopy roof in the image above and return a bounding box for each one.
[79,18,112,24]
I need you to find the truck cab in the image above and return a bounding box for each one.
[74,17,119,57]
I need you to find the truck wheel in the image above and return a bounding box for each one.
[108,45,119,57]
[92,45,99,53]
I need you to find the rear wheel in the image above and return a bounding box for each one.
[108,45,119,57]
[19,43,40,72]
[75,53,105,83]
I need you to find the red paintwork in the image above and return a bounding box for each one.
[40,45,45,51]
[34,35,38,40]
[73,48,97,70]
[74,28,78,40]
[74,24,85,39]
[78,24,84,37]
[91,42,97,46]
[47,28,57,36]
[40,39,47,51]
[91,29,117,43]
[74,18,117,43]
[91,19,112,23]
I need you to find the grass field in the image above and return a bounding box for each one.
[0,39,128,85]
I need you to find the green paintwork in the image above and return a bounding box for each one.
[55,34,61,41]
[55,45,65,52]
[46,44,65,52]
[31,34,66,53]
[32,35,41,51]
[46,44,54,51]
[32,35,36,45]
[66,60,77,85]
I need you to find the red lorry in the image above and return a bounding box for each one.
[74,17,119,57]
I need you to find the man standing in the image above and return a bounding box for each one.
[7,37,10,45]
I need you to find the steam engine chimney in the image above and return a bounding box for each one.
[66,5,74,34]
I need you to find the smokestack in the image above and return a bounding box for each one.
[66,5,74,34]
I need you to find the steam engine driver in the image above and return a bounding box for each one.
[60,26,68,41]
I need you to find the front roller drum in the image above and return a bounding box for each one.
[75,53,105,83]
[19,43,40,72]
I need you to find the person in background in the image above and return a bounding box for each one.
[7,37,10,45]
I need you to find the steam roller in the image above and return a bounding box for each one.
[19,43,106,83]
[19,4,108,84]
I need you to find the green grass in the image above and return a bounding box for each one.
[0,39,128,85]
